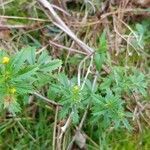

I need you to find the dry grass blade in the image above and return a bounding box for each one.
[33,92,62,107]
[49,40,87,55]
[0,24,38,30]
[38,0,94,55]
[0,0,14,7]
[0,15,50,22]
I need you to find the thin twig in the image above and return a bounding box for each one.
[0,15,50,22]
[113,15,139,55]
[38,0,93,55]
[101,8,149,19]
[59,112,73,140]
[78,55,92,86]
[81,55,93,89]
[0,24,36,30]
[51,4,71,16]
[16,120,36,142]
[33,92,62,107]
[36,44,49,55]
[49,40,87,55]
[0,0,14,7]
[56,112,73,149]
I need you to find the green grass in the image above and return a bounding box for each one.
[0,0,150,149]
[0,103,54,149]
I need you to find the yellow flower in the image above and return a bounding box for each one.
[73,85,79,91]
[73,85,80,94]
[10,88,16,94]
[2,56,10,64]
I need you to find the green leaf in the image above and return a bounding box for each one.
[12,66,38,81]
[10,48,28,72]
[25,46,36,65]
[72,107,79,124]
[94,53,106,71]
[40,59,62,73]
[98,30,107,53]
[38,51,50,64]
[136,23,145,35]
[122,119,132,130]
[57,73,70,88]
[35,73,52,87]
[95,30,107,71]
[15,83,34,94]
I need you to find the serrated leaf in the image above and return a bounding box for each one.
[10,48,28,72]
[12,66,38,81]
[94,53,106,71]
[15,83,34,94]
[38,51,50,64]
[25,46,36,65]
[57,73,70,88]
[136,23,145,34]
[40,59,62,72]
[98,30,107,53]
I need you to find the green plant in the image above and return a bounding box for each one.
[49,74,88,123]
[0,47,61,114]
[46,31,148,132]
[91,90,132,130]
[100,66,148,96]
[0,0,150,149]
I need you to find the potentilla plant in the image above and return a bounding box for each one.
[49,74,88,123]
[0,47,62,114]
[46,30,148,131]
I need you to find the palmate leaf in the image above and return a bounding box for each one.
[59,104,70,119]
[98,30,107,53]
[57,73,70,88]
[10,49,28,72]
[39,59,62,73]
[14,83,34,94]
[37,51,51,64]
[11,65,38,81]
[35,73,52,87]
[37,51,62,73]
[10,46,37,72]
[100,77,112,91]
[72,108,79,124]
[94,30,107,71]
[25,46,36,65]
[94,52,106,71]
